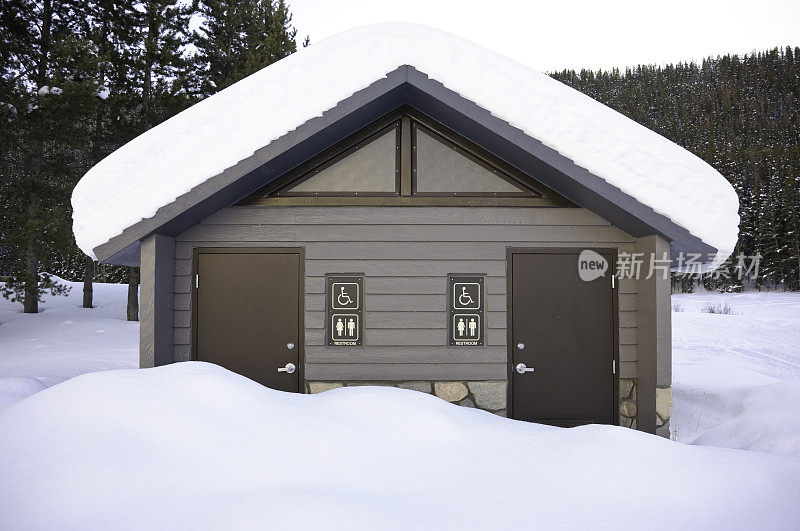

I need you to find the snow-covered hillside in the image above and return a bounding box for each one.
[1,362,798,530]
[0,279,137,409]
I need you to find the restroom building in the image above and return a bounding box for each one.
[71,24,739,437]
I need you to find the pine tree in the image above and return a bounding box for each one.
[0,0,98,312]
[121,0,195,321]
[191,0,297,97]
[76,0,141,308]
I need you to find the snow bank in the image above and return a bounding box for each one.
[671,292,800,455]
[675,370,800,455]
[0,377,45,410]
[1,363,798,529]
[72,23,739,265]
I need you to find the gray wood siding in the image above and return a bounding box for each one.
[173,206,637,380]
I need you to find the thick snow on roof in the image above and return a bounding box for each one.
[72,23,739,263]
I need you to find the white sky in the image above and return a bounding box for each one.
[289,0,800,72]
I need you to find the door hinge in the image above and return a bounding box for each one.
[612,360,616,374]
[195,274,199,289]
[611,274,615,289]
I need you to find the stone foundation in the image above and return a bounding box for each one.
[307,380,507,416]
[619,378,637,429]
[655,385,672,438]
[307,378,669,437]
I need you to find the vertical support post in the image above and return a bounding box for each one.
[139,234,175,368]
[400,116,412,196]
[635,235,672,435]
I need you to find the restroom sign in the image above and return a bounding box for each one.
[331,314,359,342]
[448,275,485,346]
[326,274,364,346]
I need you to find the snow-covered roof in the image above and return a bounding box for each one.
[72,23,739,267]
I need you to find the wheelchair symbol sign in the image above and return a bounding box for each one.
[332,282,359,310]
[453,282,480,310]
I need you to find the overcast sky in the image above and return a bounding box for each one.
[290,0,800,72]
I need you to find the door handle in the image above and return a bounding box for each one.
[278,363,296,374]
[516,363,534,374]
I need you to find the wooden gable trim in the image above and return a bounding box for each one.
[238,107,575,208]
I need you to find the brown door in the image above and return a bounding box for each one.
[194,249,303,392]
[508,248,616,426]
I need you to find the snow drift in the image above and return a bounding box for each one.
[71,23,739,266]
[1,363,797,529]
[0,377,45,410]
[671,292,800,455]
[686,379,800,455]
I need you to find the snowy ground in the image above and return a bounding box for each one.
[671,292,800,454]
[1,362,799,529]
[0,279,137,409]
[1,283,799,527]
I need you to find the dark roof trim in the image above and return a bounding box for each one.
[96,65,716,266]
[400,68,716,261]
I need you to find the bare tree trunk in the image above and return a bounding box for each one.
[83,256,94,308]
[83,57,104,311]
[23,247,38,314]
[21,0,52,314]
[127,267,139,321]
[23,155,42,313]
